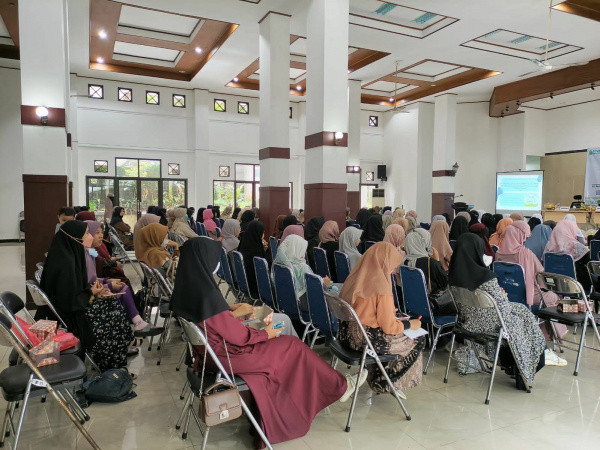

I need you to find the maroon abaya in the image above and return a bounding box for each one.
[193,310,347,445]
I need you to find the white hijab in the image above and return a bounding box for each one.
[272,235,312,297]
[403,228,433,268]
[339,227,363,270]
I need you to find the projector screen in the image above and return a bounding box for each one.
[495,171,544,216]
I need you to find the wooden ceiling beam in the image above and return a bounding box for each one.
[553,0,600,22]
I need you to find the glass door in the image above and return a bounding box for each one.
[140,179,160,216]
[117,179,139,229]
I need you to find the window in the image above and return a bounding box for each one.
[88,84,103,99]
[168,163,180,175]
[289,106,293,119]
[162,179,187,210]
[116,158,161,178]
[238,101,249,114]
[173,94,185,108]
[369,115,378,127]
[146,91,159,105]
[366,171,375,181]
[94,160,108,173]
[214,99,226,112]
[118,88,132,102]
[219,165,230,177]
[87,178,114,216]
[213,181,235,208]
[360,184,377,209]
[213,163,263,209]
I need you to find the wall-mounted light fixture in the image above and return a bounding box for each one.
[450,162,459,176]
[334,131,344,145]
[346,165,360,173]
[35,106,49,125]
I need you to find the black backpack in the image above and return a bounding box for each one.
[83,368,137,403]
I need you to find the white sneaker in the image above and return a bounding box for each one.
[340,369,368,403]
[545,348,567,366]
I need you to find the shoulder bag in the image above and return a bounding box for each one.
[427,258,457,316]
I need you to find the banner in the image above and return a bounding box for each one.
[584,148,600,205]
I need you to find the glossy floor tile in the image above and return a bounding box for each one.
[2,243,600,449]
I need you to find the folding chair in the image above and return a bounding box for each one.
[253,257,277,310]
[313,247,331,278]
[590,240,600,261]
[18,211,24,243]
[198,223,207,237]
[0,311,98,449]
[138,261,162,323]
[364,241,376,251]
[535,272,600,376]
[25,281,100,372]
[272,264,315,342]
[444,286,531,404]
[151,268,174,366]
[219,248,238,301]
[334,251,351,283]
[269,236,278,261]
[231,251,258,304]
[400,266,455,375]
[493,261,529,307]
[304,273,337,347]
[544,252,576,279]
[108,229,143,281]
[176,318,273,449]
[323,291,411,431]
[587,261,600,312]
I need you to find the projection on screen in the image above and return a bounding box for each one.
[495,171,544,216]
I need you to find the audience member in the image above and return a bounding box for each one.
[339,226,363,270]
[110,206,134,250]
[489,217,513,249]
[404,228,447,294]
[221,219,241,253]
[238,220,268,298]
[280,224,304,243]
[430,220,453,271]
[55,206,75,233]
[305,216,325,271]
[168,208,199,241]
[318,220,340,282]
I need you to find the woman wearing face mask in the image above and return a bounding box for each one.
[40,220,133,371]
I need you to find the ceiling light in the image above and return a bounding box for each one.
[233,77,239,82]
[195,47,202,54]
[389,97,394,102]
[96,57,104,64]
[35,106,49,125]
[98,29,107,39]
[296,85,302,91]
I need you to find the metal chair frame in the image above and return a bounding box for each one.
[253,257,278,310]
[219,248,238,301]
[151,268,175,366]
[108,229,144,281]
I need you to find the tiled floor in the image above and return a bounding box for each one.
[2,243,600,449]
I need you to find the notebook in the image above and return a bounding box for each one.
[403,328,429,340]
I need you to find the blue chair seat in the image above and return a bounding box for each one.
[433,315,457,327]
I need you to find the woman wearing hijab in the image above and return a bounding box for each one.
[489,217,513,249]
[282,215,298,229]
[133,213,160,245]
[88,220,130,284]
[280,224,304,243]
[272,215,286,239]
[339,242,424,395]
[468,210,479,228]
[305,216,325,271]
[527,216,541,232]
[382,214,394,231]
[430,220,453,271]
[75,210,96,221]
[456,211,471,222]
[186,207,196,230]
[524,224,552,262]
[196,207,205,224]
[355,208,371,229]
[393,217,409,235]
[221,219,241,253]
[156,207,168,226]
[510,212,525,221]
[403,228,448,295]
[432,215,445,223]
[110,206,134,250]
[563,214,587,245]
[221,205,233,220]
[238,220,268,298]
[393,208,405,222]
[232,207,242,220]
[41,221,133,371]
[168,208,199,241]
[360,215,385,246]
[318,220,340,282]
[470,223,496,263]
[339,227,363,270]
[449,215,469,242]
[135,223,178,270]
[238,209,256,242]
[481,213,496,234]
[203,208,220,240]
[496,222,568,351]
[544,220,593,291]
[406,210,418,220]
[449,233,546,389]
[406,216,419,234]
[104,194,115,224]
[383,224,406,257]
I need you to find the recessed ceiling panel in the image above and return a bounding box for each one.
[119,5,199,37]
[404,60,459,77]
[364,80,407,93]
[289,68,305,79]
[113,41,180,62]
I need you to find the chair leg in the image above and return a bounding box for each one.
[574,319,588,376]
[64,389,90,422]
[330,355,338,369]
[181,396,193,439]
[176,345,187,372]
[309,331,320,349]
[549,321,564,353]
[85,352,101,373]
[13,375,33,449]
[424,326,442,375]
[157,316,172,365]
[179,380,189,400]
[201,425,211,449]
[443,333,456,383]
[588,313,600,348]
[0,402,11,444]
[176,391,193,430]
[345,346,368,432]
[372,353,411,420]
[485,332,503,405]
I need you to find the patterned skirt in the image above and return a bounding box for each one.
[85,297,134,372]
[339,321,425,393]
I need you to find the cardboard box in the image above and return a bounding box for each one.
[244,305,274,330]
[28,320,57,342]
[558,299,579,313]
[29,338,60,367]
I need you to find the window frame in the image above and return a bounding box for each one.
[118,87,132,102]
[94,160,108,173]
[167,163,180,175]
[172,94,186,108]
[366,171,375,182]
[146,90,160,105]
[88,84,104,99]
[115,157,162,178]
[368,115,378,127]
[237,101,249,114]
[359,182,378,209]
[214,98,226,112]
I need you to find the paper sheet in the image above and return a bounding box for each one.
[403,328,429,339]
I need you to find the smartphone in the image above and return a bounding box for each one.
[272,321,284,330]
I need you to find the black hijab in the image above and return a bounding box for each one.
[468,210,479,228]
[170,237,229,323]
[360,215,384,243]
[305,216,325,241]
[449,215,469,241]
[448,233,497,291]
[282,215,298,229]
[40,220,92,313]
[232,207,241,220]
[492,214,504,226]
[481,213,496,234]
[147,205,157,215]
[157,208,168,226]
[355,208,371,229]
[527,217,541,232]
[238,220,266,259]
[212,206,221,218]
[239,210,256,233]
[110,206,124,226]
[196,207,205,223]
[442,213,452,226]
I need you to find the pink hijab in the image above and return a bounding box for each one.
[383,224,406,261]
[203,209,218,232]
[281,225,304,243]
[406,210,418,219]
[318,221,340,243]
[543,220,589,262]
[496,221,541,305]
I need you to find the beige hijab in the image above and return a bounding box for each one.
[429,220,453,271]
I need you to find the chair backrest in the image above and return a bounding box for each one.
[544,252,576,278]
[198,222,207,237]
[449,286,496,310]
[590,240,600,261]
[323,291,378,351]
[0,292,33,346]
[273,264,302,320]
[313,247,331,278]
[334,251,350,283]
[139,261,157,287]
[231,251,251,297]
[219,247,236,289]
[269,236,278,261]
[536,272,585,298]
[491,244,499,253]
[493,261,528,306]
[588,260,600,277]
[254,257,276,309]
[399,266,433,320]
[391,273,401,311]
[152,267,173,297]
[108,230,127,258]
[25,280,68,329]
[449,240,457,251]
[364,241,376,251]
[305,273,337,337]
[0,310,28,352]
[215,227,221,239]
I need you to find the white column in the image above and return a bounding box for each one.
[305,0,349,227]
[347,79,361,216]
[259,12,291,232]
[193,89,211,206]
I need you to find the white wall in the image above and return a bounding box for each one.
[0,68,24,239]
[544,101,600,152]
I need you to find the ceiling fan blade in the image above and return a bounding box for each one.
[530,58,545,67]
[519,69,542,77]
[554,61,588,68]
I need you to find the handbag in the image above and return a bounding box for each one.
[427,259,457,316]
[198,322,243,427]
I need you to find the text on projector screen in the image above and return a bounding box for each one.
[496,173,543,211]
